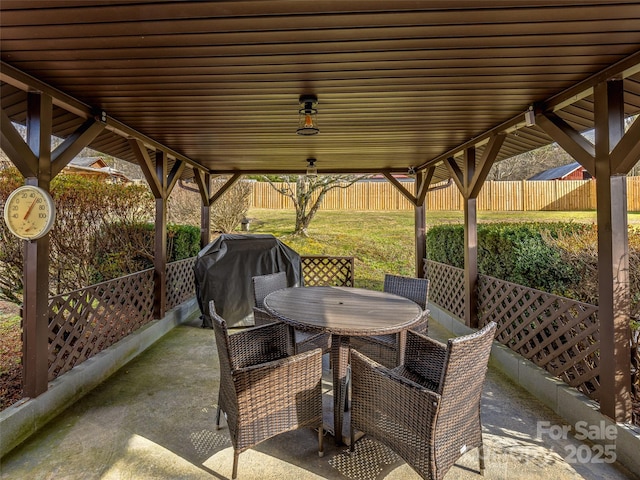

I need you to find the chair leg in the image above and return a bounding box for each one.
[232,451,239,479]
[318,425,324,457]
[216,405,222,430]
[479,444,485,476]
[349,427,355,453]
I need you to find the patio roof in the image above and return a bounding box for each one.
[1,1,640,184]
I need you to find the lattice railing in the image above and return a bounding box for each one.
[301,256,354,287]
[424,260,465,319]
[166,257,196,310]
[478,274,600,400]
[48,269,155,380]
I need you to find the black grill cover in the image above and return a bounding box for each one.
[194,234,301,327]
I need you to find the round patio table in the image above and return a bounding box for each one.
[263,286,423,446]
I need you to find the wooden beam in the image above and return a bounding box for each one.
[416,166,435,207]
[469,134,506,198]
[610,116,640,175]
[0,105,37,177]
[414,170,426,278]
[545,50,640,112]
[166,160,186,196]
[445,157,465,194]
[22,92,53,398]
[153,150,168,319]
[383,172,417,206]
[51,117,106,177]
[593,79,632,423]
[463,197,478,328]
[0,61,202,171]
[416,51,639,172]
[129,139,162,198]
[194,171,212,248]
[208,173,242,206]
[537,113,596,175]
[192,168,210,205]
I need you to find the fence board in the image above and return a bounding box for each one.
[249,177,640,212]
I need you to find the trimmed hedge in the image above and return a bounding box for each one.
[93,222,200,282]
[426,222,588,296]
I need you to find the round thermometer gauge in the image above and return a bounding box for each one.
[3,185,56,240]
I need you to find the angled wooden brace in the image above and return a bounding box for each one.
[51,116,106,177]
[129,138,163,198]
[610,115,640,175]
[415,167,435,207]
[537,112,595,176]
[208,173,242,207]
[383,171,417,206]
[1,105,38,177]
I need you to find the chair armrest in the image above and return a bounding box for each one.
[403,330,447,392]
[409,310,430,335]
[253,307,279,326]
[228,321,295,369]
[350,350,440,452]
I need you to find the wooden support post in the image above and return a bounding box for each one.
[446,138,504,328]
[415,171,426,278]
[594,79,632,422]
[22,92,53,397]
[463,147,479,328]
[194,170,211,248]
[411,168,435,279]
[464,197,478,328]
[154,151,168,319]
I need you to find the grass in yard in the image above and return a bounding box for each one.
[247,209,640,290]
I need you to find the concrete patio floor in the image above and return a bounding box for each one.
[1,316,637,480]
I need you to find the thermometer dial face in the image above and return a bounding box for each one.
[3,185,56,240]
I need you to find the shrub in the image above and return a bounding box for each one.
[427,222,590,295]
[167,224,200,261]
[168,178,253,234]
[210,179,253,233]
[92,222,200,282]
[425,224,464,268]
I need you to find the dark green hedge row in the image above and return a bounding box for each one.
[426,222,590,295]
[92,222,200,282]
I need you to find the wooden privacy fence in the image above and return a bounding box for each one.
[251,177,640,212]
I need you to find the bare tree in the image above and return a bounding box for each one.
[488,143,574,181]
[169,177,253,234]
[262,174,366,236]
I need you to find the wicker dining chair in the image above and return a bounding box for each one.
[350,321,497,480]
[252,272,331,354]
[210,300,324,479]
[351,274,430,368]
[252,271,288,326]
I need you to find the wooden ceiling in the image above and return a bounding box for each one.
[1,1,640,184]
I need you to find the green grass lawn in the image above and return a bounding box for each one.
[247,208,640,290]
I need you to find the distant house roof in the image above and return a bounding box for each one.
[70,157,108,169]
[528,162,583,181]
[66,157,130,182]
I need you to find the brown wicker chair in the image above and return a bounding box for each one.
[210,300,324,479]
[252,272,331,354]
[350,322,497,480]
[252,271,288,326]
[351,274,430,368]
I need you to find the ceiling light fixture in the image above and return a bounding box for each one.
[306,158,317,178]
[297,95,319,135]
